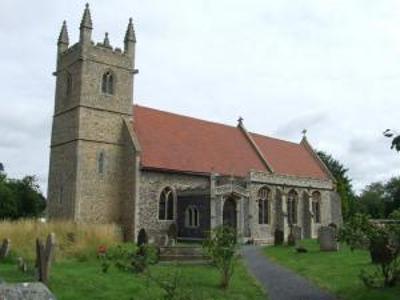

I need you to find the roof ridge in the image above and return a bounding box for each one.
[134,104,239,130]
[250,131,301,146]
[134,104,299,145]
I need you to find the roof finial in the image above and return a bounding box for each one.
[302,128,307,137]
[58,20,69,45]
[103,32,111,48]
[238,116,244,126]
[80,3,93,29]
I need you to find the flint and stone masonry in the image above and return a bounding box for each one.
[48,4,342,244]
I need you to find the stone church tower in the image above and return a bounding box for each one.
[47,4,139,239]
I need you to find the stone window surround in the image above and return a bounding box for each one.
[97,150,106,176]
[185,205,200,228]
[158,186,176,222]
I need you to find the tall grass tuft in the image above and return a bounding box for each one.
[0,219,122,262]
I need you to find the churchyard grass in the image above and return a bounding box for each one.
[264,239,400,300]
[0,259,265,299]
[0,219,122,261]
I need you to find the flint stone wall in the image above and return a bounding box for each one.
[137,171,210,243]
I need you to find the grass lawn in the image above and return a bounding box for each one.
[265,239,400,300]
[0,259,265,300]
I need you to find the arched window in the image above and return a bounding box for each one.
[97,151,105,175]
[185,206,200,228]
[101,71,114,95]
[159,187,174,220]
[287,190,298,225]
[312,191,322,223]
[66,72,72,97]
[258,187,270,224]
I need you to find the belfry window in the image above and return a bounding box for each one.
[312,191,322,223]
[258,187,270,224]
[159,187,174,220]
[287,190,298,225]
[101,71,114,95]
[185,206,200,228]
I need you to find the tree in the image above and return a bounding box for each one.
[383,129,400,152]
[317,151,356,220]
[383,177,400,217]
[357,182,386,219]
[0,172,46,220]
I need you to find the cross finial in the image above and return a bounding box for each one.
[238,116,244,126]
[302,129,307,137]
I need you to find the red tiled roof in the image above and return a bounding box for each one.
[133,105,329,180]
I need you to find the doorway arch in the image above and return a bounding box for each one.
[223,197,237,229]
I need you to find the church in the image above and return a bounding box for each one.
[47,4,342,244]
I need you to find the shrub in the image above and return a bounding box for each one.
[340,213,400,288]
[100,243,159,274]
[203,226,238,289]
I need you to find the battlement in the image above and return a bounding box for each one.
[57,3,136,65]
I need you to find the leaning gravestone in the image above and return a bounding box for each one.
[319,226,339,251]
[0,239,11,260]
[0,282,56,300]
[274,229,284,246]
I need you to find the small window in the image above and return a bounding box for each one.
[97,151,105,175]
[66,72,72,97]
[101,71,114,95]
[159,187,174,220]
[185,206,200,228]
[312,191,322,223]
[258,187,270,224]
[287,190,298,225]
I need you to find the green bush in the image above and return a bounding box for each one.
[99,243,159,274]
[203,226,238,289]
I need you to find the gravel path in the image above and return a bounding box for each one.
[242,246,336,300]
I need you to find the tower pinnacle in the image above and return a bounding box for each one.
[58,21,69,45]
[80,3,93,29]
[124,18,136,57]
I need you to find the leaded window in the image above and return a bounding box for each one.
[312,191,321,223]
[159,187,174,220]
[258,187,270,224]
[185,206,200,228]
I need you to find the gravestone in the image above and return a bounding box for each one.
[36,233,56,286]
[0,282,56,300]
[0,238,10,260]
[292,226,302,241]
[17,257,28,273]
[137,229,148,246]
[319,226,339,251]
[274,229,284,246]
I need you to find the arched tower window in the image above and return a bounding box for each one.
[287,190,298,225]
[159,187,174,220]
[101,71,114,95]
[97,151,105,175]
[258,187,270,224]
[185,206,200,228]
[312,191,322,223]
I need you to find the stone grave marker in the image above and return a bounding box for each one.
[319,226,339,251]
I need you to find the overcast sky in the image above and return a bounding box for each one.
[1,0,399,194]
